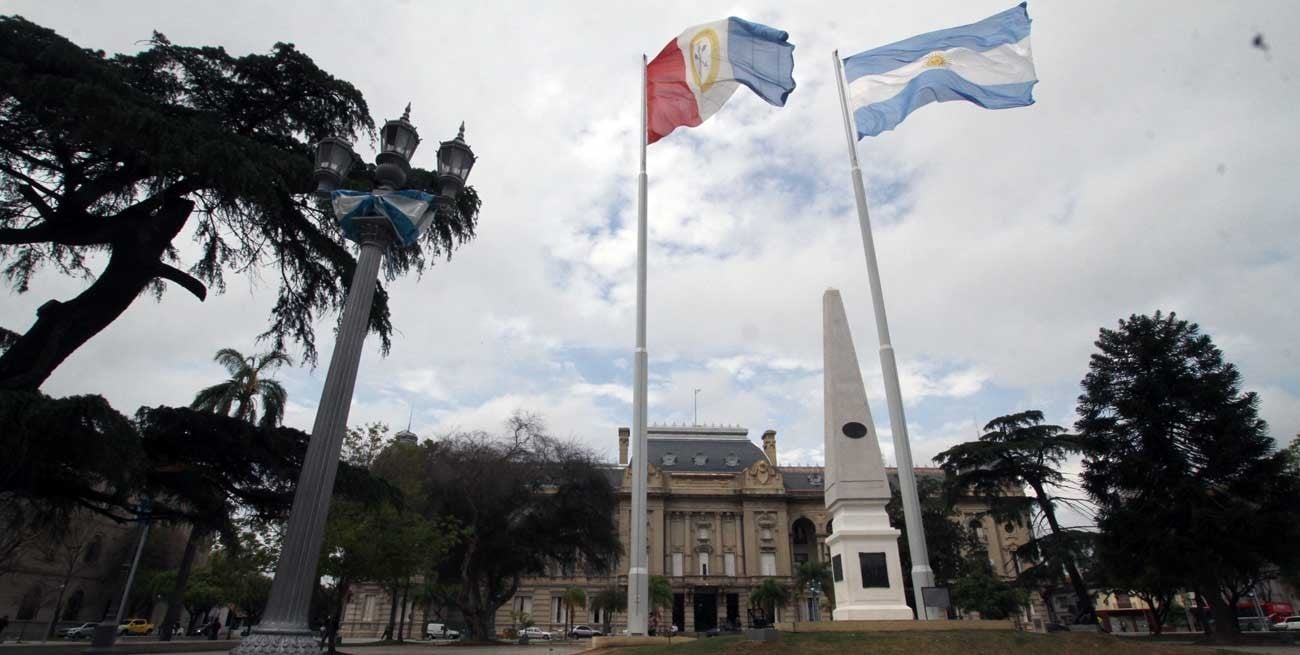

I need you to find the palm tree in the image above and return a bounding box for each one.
[648,575,674,634]
[191,347,291,428]
[748,578,790,626]
[933,410,1093,622]
[589,587,627,635]
[561,585,586,638]
[794,560,833,620]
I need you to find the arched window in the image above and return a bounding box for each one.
[661,452,677,466]
[724,453,739,467]
[17,584,42,620]
[84,534,103,563]
[692,452,708,466]
[63,589,85,620]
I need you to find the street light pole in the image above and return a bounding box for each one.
[235,108,474,655]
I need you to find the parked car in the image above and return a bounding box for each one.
[59,623,98,639]
[570,624,602,638]
[424,622,460,640]
[520,626,552,640]
[118,619,154,636]
[1272,616,1300,631]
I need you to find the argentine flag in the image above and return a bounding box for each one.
[843,3,1036,139]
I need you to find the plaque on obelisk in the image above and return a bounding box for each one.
[822,289,913,620]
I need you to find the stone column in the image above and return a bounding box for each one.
[236,218,394,655]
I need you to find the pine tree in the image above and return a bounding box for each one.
[1077,312,1300,639]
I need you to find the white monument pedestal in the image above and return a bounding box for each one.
[826,500,914,620]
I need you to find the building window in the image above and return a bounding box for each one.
[969,518,986,543]
[699,555,708,576]
[693,452,708,465]
[760,553,777,576]
[672,552,684,577]
[794,553,808,566]
[725,553,736,577]
[362,594,377,621]
[832,555,844,582]
[724,453,739,466]
[661,452,677,465]
[808,474,823,486]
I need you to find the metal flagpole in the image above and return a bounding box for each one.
[831,50,936,620]
[627,52,651,637]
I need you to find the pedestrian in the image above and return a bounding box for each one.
[208,618,221,641]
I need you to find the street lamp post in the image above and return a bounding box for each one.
[235,106,474,655]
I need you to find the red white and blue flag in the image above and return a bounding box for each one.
[646,17,796,144]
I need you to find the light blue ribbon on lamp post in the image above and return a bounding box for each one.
[330,189,437,247]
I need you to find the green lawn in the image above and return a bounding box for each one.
[601,631,1238,655]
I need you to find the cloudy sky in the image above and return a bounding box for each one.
[5,1,1298,515]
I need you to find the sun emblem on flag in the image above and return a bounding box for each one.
[924,52,949,68]
[688,28,721,92]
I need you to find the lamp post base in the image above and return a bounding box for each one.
[233,626,318,655]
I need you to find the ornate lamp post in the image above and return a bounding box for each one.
[235,107,474,655]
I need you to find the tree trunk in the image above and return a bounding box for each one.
[1029,481,1094,622]
[383,585,398,641]
[159,525,203,641]
[0,197,196,391]
[396,583,408,643]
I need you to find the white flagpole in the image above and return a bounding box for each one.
[832,50,936,620]
[627,52,651,636]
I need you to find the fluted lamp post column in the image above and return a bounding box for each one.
[235,106,474,655]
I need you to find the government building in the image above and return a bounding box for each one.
[341,424,1039,637]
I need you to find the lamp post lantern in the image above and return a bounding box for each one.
[235,108,473,655]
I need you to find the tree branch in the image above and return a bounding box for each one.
[154,263,207,301]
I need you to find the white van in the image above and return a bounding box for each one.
[424,623,460,640]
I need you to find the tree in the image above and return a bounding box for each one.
[950,555,1028,620]
[342,422,390,468]
[39,517,97,639]
[0,391,141,522]
[416,414,621,640]
[589,587,626,636]
[934,411,1094,622]
[561,586,585,637]
[1077,312,1300,640]
[191,348,291,428]
[0,17,481,391]
[748,578,790,624]
[794,560,833,618]
[647,574,674,633]
[886,474,980,613]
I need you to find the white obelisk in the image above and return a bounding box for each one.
[823,289,912,621]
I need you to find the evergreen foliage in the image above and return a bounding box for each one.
[0,16,480,390]
[1077,312,1300,639]
[934,411,1094,622]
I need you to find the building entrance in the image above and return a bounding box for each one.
[693,588,718,632]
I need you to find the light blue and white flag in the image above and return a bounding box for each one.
[842,3,1036,139]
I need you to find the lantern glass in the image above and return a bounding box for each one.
[315,137,354,176]
[381,120,420,162]
[437,139,476,184]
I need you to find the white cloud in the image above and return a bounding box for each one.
[2,0,1296,489]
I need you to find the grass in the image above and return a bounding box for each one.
[596,631,1244,655]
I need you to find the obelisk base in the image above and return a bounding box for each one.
[826,499,914,621]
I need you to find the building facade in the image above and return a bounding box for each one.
[0,509,195,641]
[342,424,1040,638]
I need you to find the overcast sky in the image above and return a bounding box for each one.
[5,1,1298,519]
